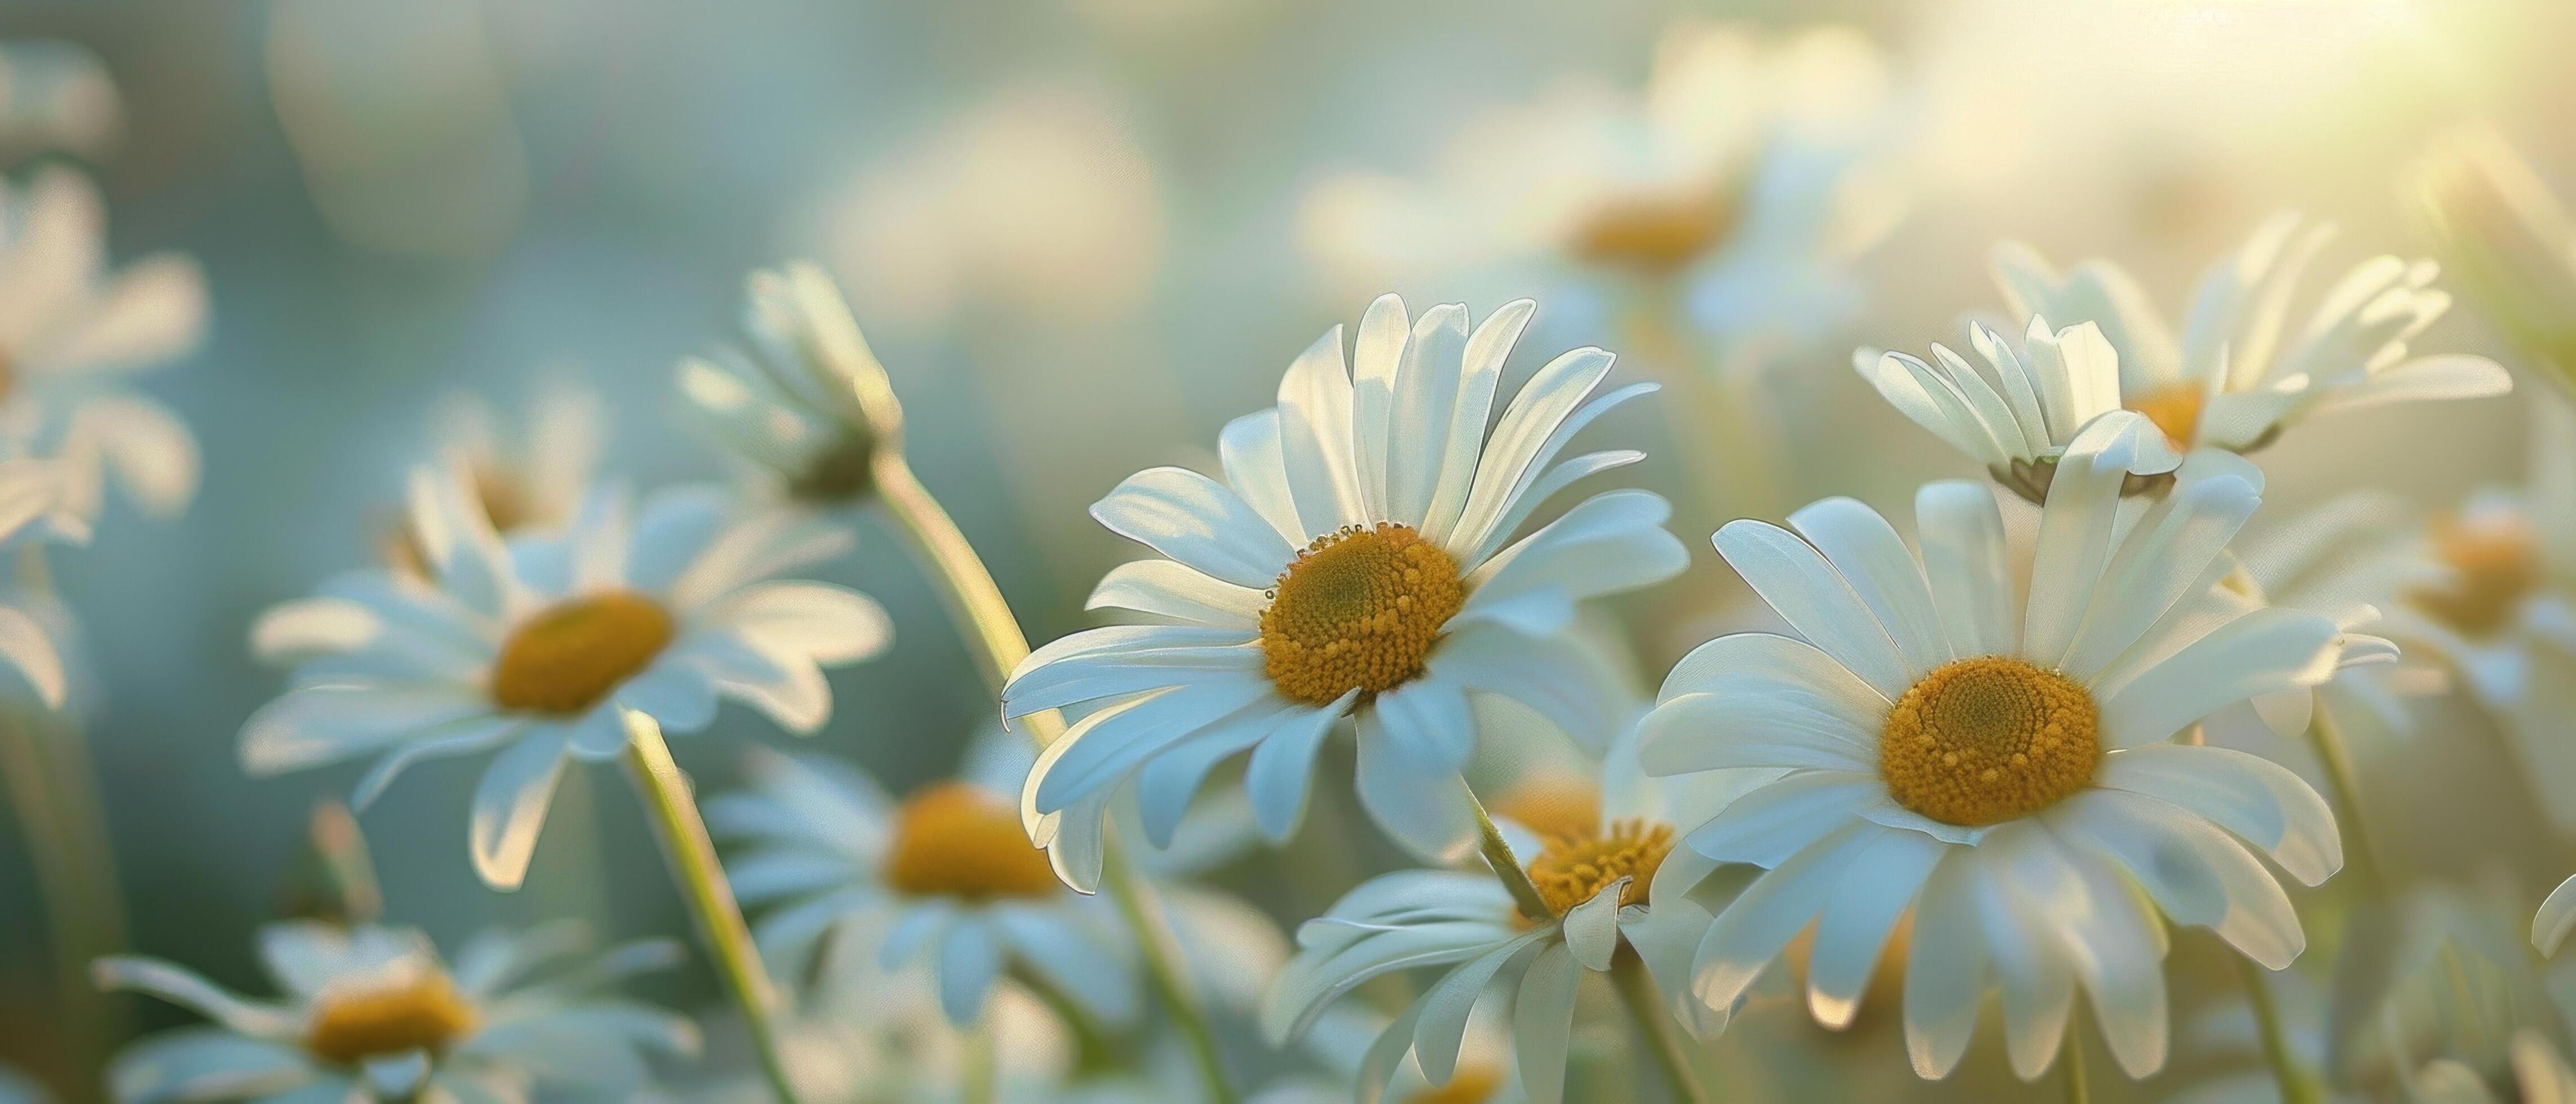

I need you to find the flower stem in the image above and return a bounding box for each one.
[2304,702,2389,894]
[1460,778,1554,921]
[800,265,1239,1104]
[0,697,127,1083]
[2059,1018,2089,1104]
[1611,947,1710,1104]
[620,711,801,1104]
[963,1009,999,1104]
[2235,952,2328,1104]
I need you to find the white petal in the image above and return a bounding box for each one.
[2098,608,2340,749]
[1511,942,1583,1104]
[2537,872,2576,955]
[1714,519,1911,697]
[1244,696,1351,840]
[238,685,492,776]
[1690,823,1876,1013]
[935,916,1004,1025]
[1638,691,1874,775]
[1090,466,1296,589]
[1411,934,1542,1085]
[1902,852,1988,1079]
[1808,829,1946,1029]
[91,957,299,1038]
[469,728,574,891]
[1086,559,1264,626]
[2095,743,2341,886]
[1275,326,1365,535]
[1028,677,1276,814]
[1354,683,1478,863]
[2058,471,2261,681]
[698,581,892,665]
[1348,294,1413,521]
[1217,409,1309,547]
[2048,790,2302,968]
[1683,770,1880,867]
[1416,301,1527,544]
[1915,480,2018,657]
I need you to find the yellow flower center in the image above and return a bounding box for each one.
[883,782,1061,902]
[1403,1066,1504,1104]
[1491,771,1604,846]
[1524,818,1673,916]
[305,971,478,1066]
[2413,513,2544,637]
[1879,657,2101,827]
[2126,384,2206,451]
[1258,523,1464,705]
[488,591,675,715]
[1568,187,1741,275]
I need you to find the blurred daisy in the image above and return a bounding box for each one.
[0,167,207,523]
[387,380,603,575]
[674,265,879,508]
[1639,413,2348,1081]
[95,920,696,1103]
[1004,293,1685,879]
[2228,492,2440,740]
[1856,315,2182,502]
[2417,1032,2576,1104]
[1990,211,2508,457]
[1261,725,1733,1104]
[1299,21,1899,349]
[707,737,1139,1029]
[241,468,891,888]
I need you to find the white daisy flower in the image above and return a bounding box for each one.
[674,265,879,507]
[706,737,1140,1029]
[240,466,892,888]
[1003,293,1686,881]
[388,380,605,575]
[1989,211,2509,456]
[95,920,697,1103]
[1638,413,2350,1081]
[0,167,207,523]
[1299,23,1898,348]
[1260,725,1733,1104]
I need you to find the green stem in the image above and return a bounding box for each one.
[2305,702,2389,894]
[962,1009,999,1104]
[1611,947,1709,1104]
[2060,1018,2090,1104]
[0,698,126,1083]
[1461,778,1554,922]
[796,265,1239,1104]
[620,712,801,1104]
[2236,953,2327,1104]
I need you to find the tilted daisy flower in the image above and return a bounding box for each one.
[95,920,696,1103]
[0,167,208,523]
[1639,413,2350,1081]
[1297,21,1898,348]
[1990,211,2509,456]
[1003,293,1687,880]
[1260,727,1736,1104]
[706,736,1139,1028]
[386,380,605,575]
[241,466,891,888]
[674,264,880,509]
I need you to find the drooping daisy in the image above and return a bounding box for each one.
[1639,413,2349,1081]
[0,167,207,524]
[95,920,697,1103]
[241,465,891,888]
[386,380,604,576]
[1297,21,1899,349]
[674,265,879,508]
[706,735,1140,1028]
[1004,293,1685,879]
[1989,211,2508,456]
[1261,723,1737,1104]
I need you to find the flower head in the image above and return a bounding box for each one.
[386,381,604,575]
[1639,414,2351,1080]
[96,921,696,1102]
[242,467,891,888]
[676,265,886,507]
[1004,294,1684,885]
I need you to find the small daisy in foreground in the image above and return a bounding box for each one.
[95,920,696,1102]
[1004,293,1685,880]
[707,736,1139,1028]
[674,265,880,508]
[1640,412,2349,1081]
[387,380,604,575]
[242,466,891,888]
[1261,728,1737,1104]
[1990,211,2508,457]
[0,167,208,523]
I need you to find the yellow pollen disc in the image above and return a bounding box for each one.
[1402,1065,1504,1104]
[1258,523,1464,705]
[305,971,478,1065]
[883,782,1061,902]
[1568,187,1741,275]
[1524,818,1674,917]
[1880,657,2101,826]
[1490,771,1604,845]
[489,591,675,715]
[2412,513,2543,637]
[2126,385,2207,451]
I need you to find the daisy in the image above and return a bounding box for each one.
[674,265,880,508]
[1638,412,2350,1081]
[0,167,207,524]
[386,380,604,575]
[1003,293,1685,879]
[1297,21,1898,348]
[706,736,1139,1029]
[1989,211,2508,457]
[240,464,891,888]
[95,920,697,1103]
[1260,724,1733,1104]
